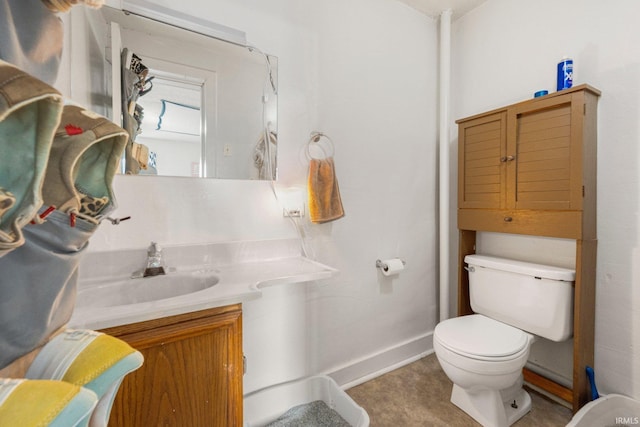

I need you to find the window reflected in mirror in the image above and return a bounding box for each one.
[124,57,204,177]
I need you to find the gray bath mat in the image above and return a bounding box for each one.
[265,400,352,427]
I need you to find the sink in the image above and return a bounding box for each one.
[76,271,219,308]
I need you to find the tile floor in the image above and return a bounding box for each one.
[346,353,573,426]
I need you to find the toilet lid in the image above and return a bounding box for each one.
[436,315,529,358]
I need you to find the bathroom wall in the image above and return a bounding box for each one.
[56,0,640,402]
[59,0,439,392]
[451,0,640,399]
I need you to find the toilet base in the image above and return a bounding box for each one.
[451,383,532,427]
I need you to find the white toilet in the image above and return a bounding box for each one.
[433,254,575,427]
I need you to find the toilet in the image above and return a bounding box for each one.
[433,254,575,427]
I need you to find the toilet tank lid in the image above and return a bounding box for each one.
[465,254,575,282]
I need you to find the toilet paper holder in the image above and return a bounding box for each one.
[376,258,406,271]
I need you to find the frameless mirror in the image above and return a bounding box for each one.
[83,5,277,180]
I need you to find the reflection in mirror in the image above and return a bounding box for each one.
[84,5,278,180]
[137,74,202,177]
[127,58,205,177]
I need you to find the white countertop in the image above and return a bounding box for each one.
[69,255,337,330]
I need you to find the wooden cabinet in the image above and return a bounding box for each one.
[456,84,600,412]
[101,304,243,427]
[458,85,599,239]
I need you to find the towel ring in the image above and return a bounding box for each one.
[306,132,335,160]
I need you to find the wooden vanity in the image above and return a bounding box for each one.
[100,304,243,427]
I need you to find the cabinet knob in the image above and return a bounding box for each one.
[504,216,513,222]
[500,156,507,162]
[506,155,516,162]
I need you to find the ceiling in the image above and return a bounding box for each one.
[394,0,488,19]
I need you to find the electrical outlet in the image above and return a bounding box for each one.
[283,206,304,218]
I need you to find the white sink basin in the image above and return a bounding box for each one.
[76,271,219,308]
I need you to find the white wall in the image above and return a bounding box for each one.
[62,0,439,392]
[452,0,640,399]
[297,0,439,385]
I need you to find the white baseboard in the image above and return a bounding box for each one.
[327,332,434,390]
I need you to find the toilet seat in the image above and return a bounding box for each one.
[435,314,530,360]
[434,315,532,377]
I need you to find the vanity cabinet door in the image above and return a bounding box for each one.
[101,304,243,427]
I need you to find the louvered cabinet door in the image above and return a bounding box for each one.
[458,111,507,209]
[507,92,584,211]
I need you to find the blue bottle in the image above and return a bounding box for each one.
[557,57,573,91]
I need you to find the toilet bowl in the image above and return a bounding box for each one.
[434,314,534,427]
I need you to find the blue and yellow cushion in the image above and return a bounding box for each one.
[25,329,144,427]
[0,379,97,427]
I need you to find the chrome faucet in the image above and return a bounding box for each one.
[132,241,166,278]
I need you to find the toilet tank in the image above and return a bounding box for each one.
[465,254,575,342]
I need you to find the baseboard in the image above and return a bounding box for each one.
[327,332,434,390]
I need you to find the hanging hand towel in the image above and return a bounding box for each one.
[307,157,345,223]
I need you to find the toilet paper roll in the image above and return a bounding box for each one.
[379,258,405,276]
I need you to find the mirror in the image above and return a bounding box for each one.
[83,5,277,180]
